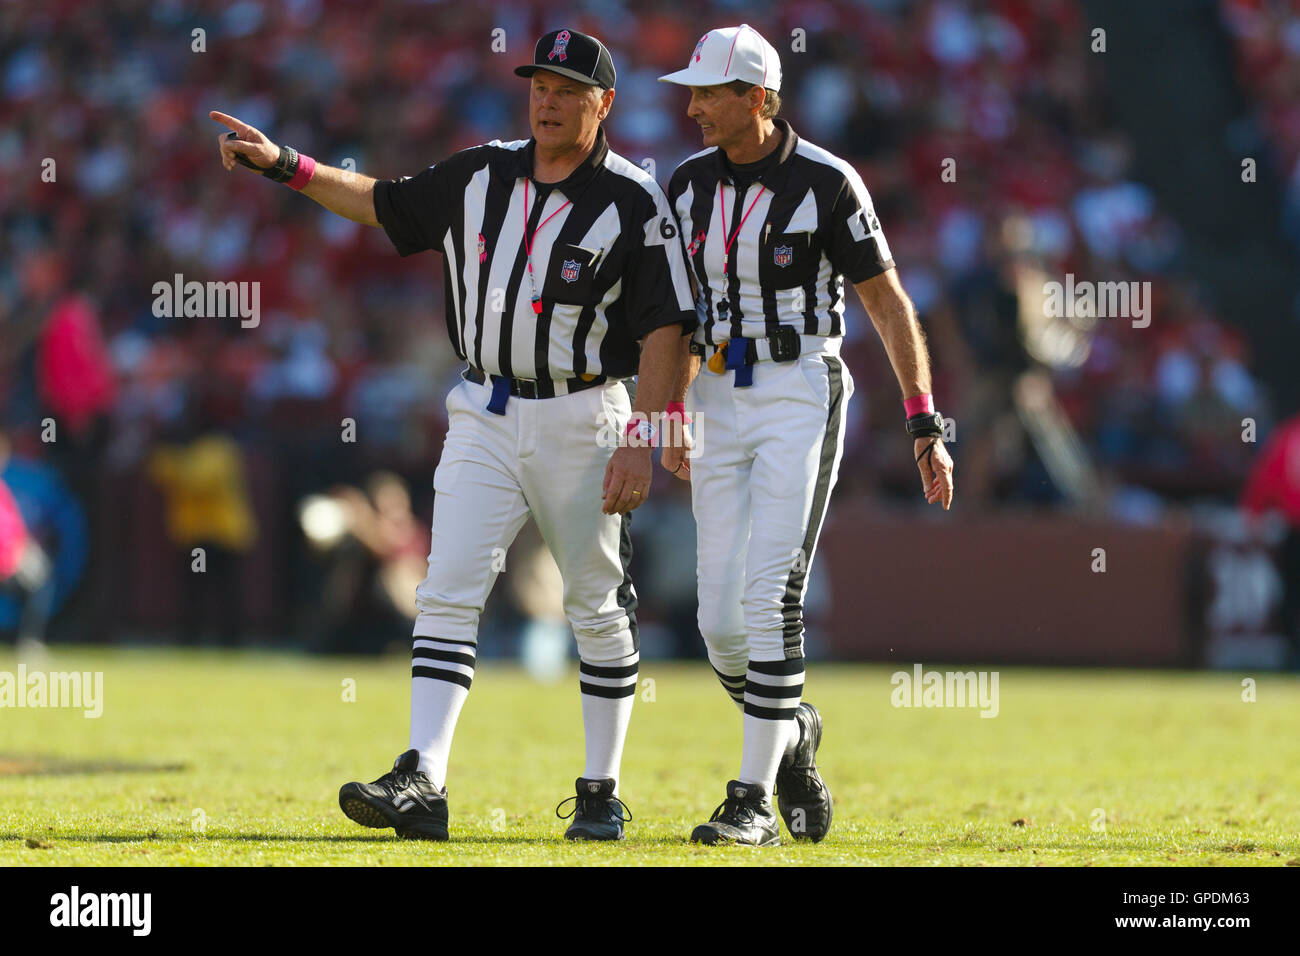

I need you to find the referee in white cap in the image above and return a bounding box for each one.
[658,24,955,846]
[211,27,697,842]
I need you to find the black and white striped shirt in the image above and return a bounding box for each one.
[667,118,894,345]
[374,126,696,383]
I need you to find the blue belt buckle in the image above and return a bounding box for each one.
[487,376,511,415]
[726,336,754,388]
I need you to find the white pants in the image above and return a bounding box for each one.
[413,373,638,662]
[687,345,854,671]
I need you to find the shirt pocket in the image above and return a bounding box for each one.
[759,230,820,291]
[542,242,602,306]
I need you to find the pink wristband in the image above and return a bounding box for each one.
[624,416,659,447]
[904,394,933,417]
[287,153,317,191]
[665,401,692,425]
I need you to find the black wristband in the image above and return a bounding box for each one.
[906,411,945,439]
[265,146,299,183]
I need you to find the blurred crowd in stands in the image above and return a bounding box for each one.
[1223,0,1300,243]
[0,0,1293,650]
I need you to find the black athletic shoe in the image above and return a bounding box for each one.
[555,777,632,841]
[338,749,449,841]
[775,701,833,842]
[690,780,781,846]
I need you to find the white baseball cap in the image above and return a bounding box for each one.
[658,24,782,92]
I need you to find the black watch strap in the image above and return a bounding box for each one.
[906,411,945,439]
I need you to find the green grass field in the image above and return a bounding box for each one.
[1,646,1298,866]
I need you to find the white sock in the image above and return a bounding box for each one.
[738,659,805,792]
[782,715,801,758]
[408,637,477,790]
[578,651,639,787]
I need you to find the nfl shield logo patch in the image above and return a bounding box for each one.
[774,245,793,267]
[561,259,581,282]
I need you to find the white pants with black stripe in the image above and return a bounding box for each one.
[406,372,640,788]
[687,341,853,717]
[412,373,638,662]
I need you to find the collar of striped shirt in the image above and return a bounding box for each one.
[712,117,800,192]
[494,124,611,198]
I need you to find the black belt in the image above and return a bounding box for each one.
[463,366,607,400]
[689,326,802,363]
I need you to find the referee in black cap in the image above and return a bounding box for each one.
[211,28,696,842]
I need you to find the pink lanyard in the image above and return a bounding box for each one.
[718,182,766,277]
[523,179,572,314]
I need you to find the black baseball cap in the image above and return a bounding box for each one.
[515,29,616,89]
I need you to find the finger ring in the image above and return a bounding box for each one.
[632,490,641,496]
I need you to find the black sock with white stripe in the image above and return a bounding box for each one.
[578,651,639,787]
[408,637,477,790]
[739,658,805,792]
[712,665,746,710]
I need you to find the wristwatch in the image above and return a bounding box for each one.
[906,411,945,439]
